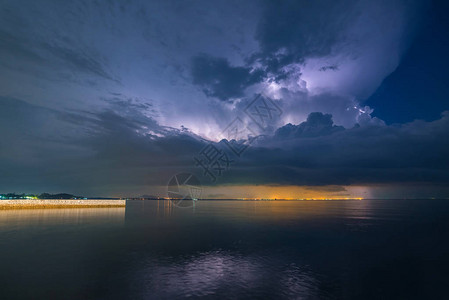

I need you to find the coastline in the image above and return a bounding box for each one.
[0,199,126,210]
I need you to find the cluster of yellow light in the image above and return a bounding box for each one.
[240,197,363,201]
[154,184,370,200]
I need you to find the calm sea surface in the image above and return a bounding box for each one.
[1,200,448,299]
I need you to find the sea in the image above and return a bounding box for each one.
[1,199,448,299]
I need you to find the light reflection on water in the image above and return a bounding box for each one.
[0,207,125,228]
[137,250,320,299]
[1,200,448,299]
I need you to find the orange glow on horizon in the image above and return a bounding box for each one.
[197,185,369,200]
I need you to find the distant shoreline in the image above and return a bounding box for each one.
[0,199,126,210]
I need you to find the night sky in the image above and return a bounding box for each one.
[1,0,448,198]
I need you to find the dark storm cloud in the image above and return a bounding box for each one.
[190,0,356,95]
[225,112,449,186]
[0,97,205,195]
[319,65,339,72]
[1,96,448,195]
[0,97,89,146]
[273,112,344,139]
[188,0,421,103]
[250,0,356,78]
[191,54,265,101]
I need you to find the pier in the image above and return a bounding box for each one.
[0,199,126,209]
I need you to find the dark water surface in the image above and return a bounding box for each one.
[1,200,449,299]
